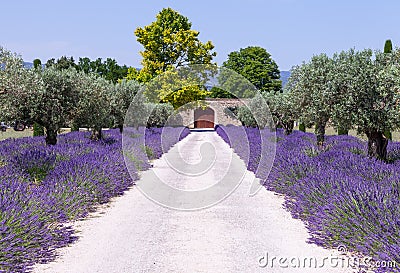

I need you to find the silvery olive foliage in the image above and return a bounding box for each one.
[237,93,271,129]
[264,92,298,135]
[285,53,335,144]
[145,102,174,128]
[111,79,142,131]
[331,49,400,135]
[74,72,114,140]
[330,49,400,159]
[283,48,400,158]
[1,46,118,144]
[32,66,84,144]
[0,47,42,123]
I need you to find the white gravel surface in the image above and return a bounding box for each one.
[33,131,350,273]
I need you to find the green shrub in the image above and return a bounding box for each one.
[299,123,306,132]
[33,123,44,136]
[237,106,257,127]
[384,130,392,141]
[146,103,174,128]
[337,127,348,135]
[237,94,270,128]
[143,145,155,159]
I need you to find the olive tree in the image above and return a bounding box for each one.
[286,54,335,144]
[75,73,113,140]
[265,92,298,135]
[145,103,174,128]
[111,79,142,132]
[0,47,41,125]
[237,93,271,128]
[332,49,400,160]
[31,67,83,145]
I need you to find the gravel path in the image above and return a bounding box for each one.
[33,131,349,273]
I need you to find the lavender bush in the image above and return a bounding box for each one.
[0,127,190,272]
[216,125,399,273]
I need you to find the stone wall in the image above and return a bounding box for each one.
[176,99,247,128]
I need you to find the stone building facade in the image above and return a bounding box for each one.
[176,98,247,129]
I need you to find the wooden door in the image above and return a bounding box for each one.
[194,108,214,128]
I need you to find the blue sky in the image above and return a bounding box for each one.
[1,0,399,71]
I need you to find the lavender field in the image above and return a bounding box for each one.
[0,127,190,272]
[216,125,400,273]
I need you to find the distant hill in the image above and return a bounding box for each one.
[23,62,33,69]
[280,71,291,87]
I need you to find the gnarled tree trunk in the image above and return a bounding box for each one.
[45,127,58,145]
[315,120,327,146]
[366,130,388,160]
[90,127,103,141]
[283,120,294,135]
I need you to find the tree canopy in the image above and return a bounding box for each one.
[331,49,400,159]
[1,47,119,145]
[77,57,129,83]
[285,53,335,144]
[45,56,129,83]
[0,47,41,124]
[129,8,216,83]
[214,46,281,98]
[32,67,83,145]
[111,79,142,132]
[282,48,400,159]
[127,8,216,108]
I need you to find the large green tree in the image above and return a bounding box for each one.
[77,57,129,83]
[127,8,216,108]
[215,46,281,98]
[129,8,216,83]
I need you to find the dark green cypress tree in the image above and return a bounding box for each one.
[384,39,393,54]
[33,59,42,69]
[383,39,393,141]
[33,59,45,136]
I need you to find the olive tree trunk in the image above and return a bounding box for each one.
[45,127,58,145]
[90,126,103,141]
[315,121,327,146]
[118,124,123,133]
[283,120,294,135]
[366,130,388,160]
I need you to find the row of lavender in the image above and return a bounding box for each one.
[0,127,190,272]
[216,125,399,273]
